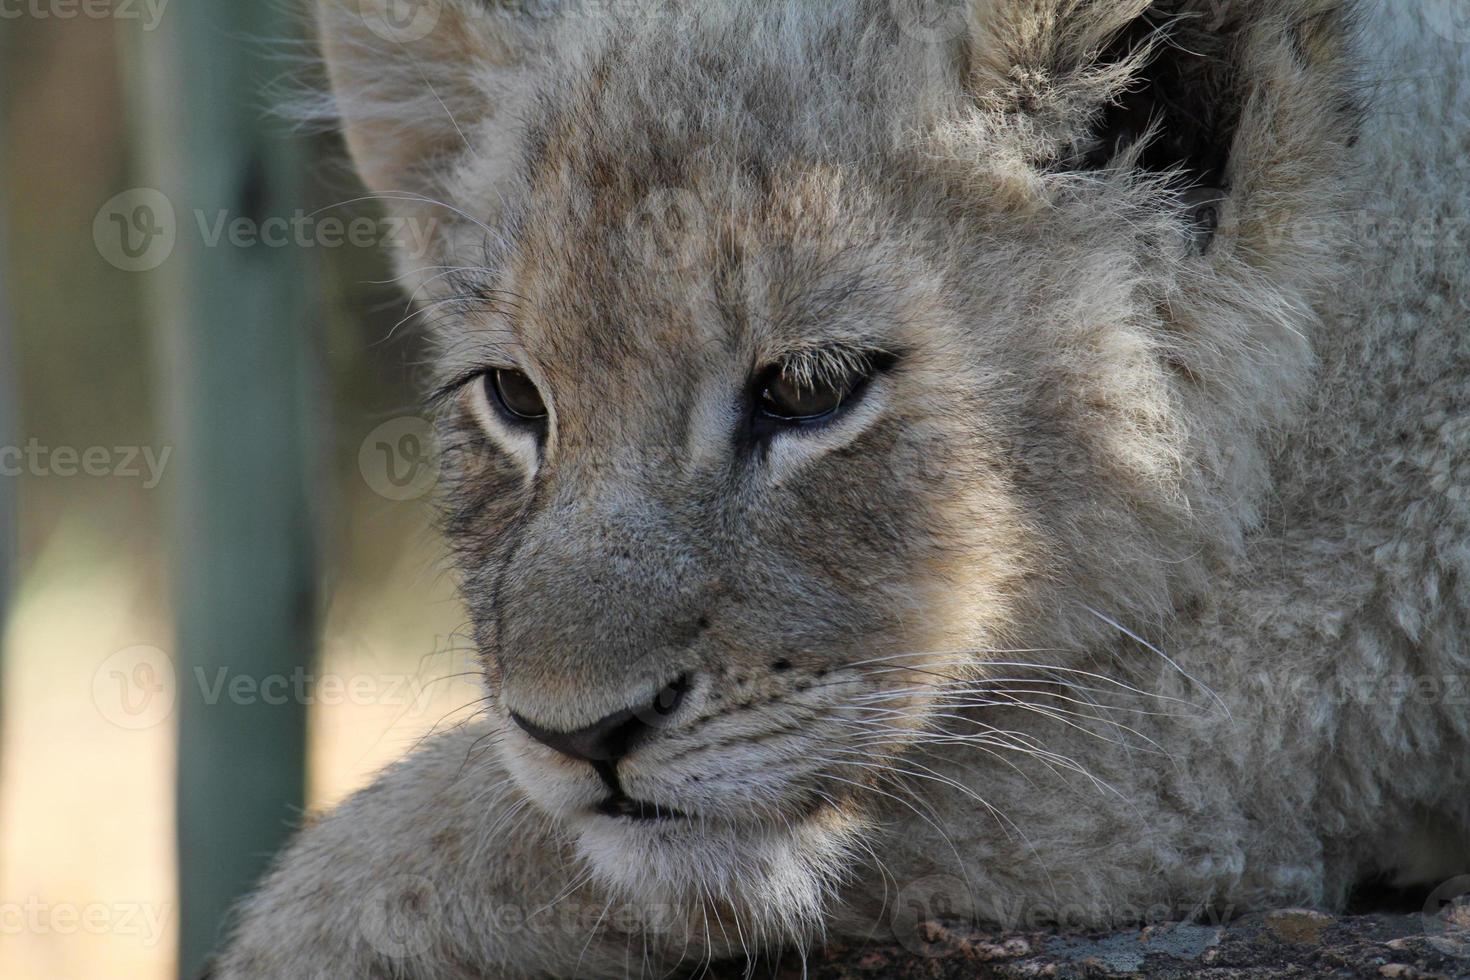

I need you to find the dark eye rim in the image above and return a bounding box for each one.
[750,351,897,434]
[756,371,852,424]
[486,368,549,423]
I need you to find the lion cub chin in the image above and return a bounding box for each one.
[212,1,1470,977]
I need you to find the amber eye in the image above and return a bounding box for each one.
[487,369,548,421]
[758,370,854,422]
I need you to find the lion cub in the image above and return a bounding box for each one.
[216,1,1470,976]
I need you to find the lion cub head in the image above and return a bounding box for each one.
[319,0,1359,938]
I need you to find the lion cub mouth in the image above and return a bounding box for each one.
[583,753,693,822]
[596,793,690,822]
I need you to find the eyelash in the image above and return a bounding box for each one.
[452,351,897,438]
[429,369,492,412]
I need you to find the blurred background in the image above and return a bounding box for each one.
[0,5,484,978]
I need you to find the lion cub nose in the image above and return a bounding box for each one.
[511,675,689,764]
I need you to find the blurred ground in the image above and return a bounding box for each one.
[0,487,475,979]
[765,909,1470,979]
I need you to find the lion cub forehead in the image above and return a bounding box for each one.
[430,167,934,383]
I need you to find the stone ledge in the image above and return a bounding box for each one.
[745,910,1470,979]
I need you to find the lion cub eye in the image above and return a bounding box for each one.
[487,369,548,421]
[758,370,854,423]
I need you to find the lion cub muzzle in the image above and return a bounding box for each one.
[511,674,694,819]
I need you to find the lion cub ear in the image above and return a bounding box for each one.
[315,0,556,217]
[963,0,1245,182]
[960,0,1359,246]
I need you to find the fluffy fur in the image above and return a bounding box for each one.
[214,1,1470,976]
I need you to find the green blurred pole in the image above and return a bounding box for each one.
[0,274,9,626]
[0,258,9,820]
[0,26,14,799]
[122,7,320,977]
[0,71,12,800]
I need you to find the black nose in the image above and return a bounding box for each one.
[511,675,689,764]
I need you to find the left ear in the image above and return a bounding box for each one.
[960,0,1362,249]
[315,0,573,266]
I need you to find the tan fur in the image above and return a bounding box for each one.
[215,1,1470,976]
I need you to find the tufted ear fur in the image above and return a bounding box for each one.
[315,0,569,241]
[958,0,1361,245]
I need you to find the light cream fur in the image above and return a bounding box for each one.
[214,1,1470,976]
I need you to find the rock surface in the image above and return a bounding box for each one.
[738,908,1470,979]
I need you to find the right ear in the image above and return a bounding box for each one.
[315,0,559,238]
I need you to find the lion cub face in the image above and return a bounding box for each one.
[320,0,1357,930]
[440,152,1031,824]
